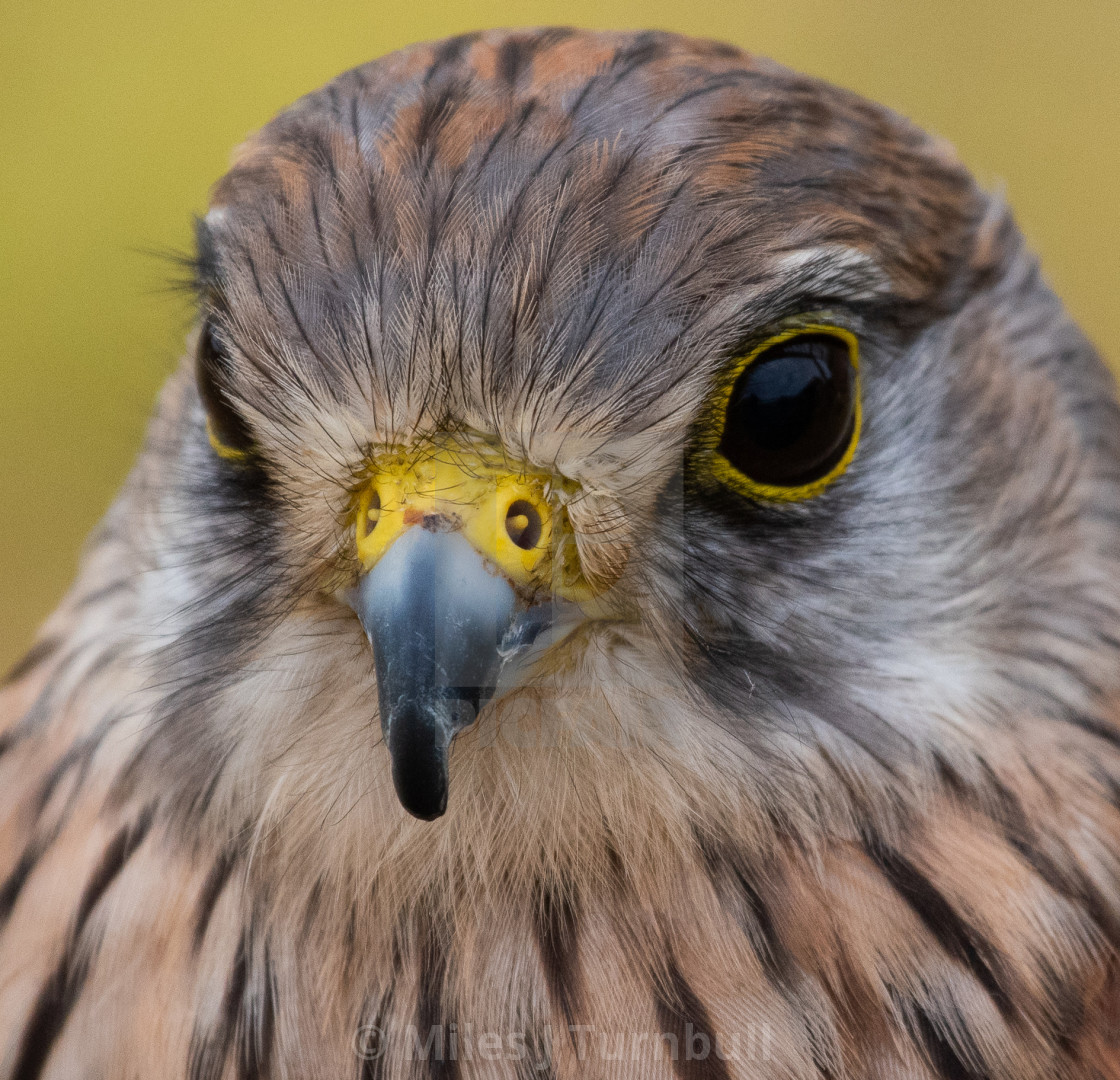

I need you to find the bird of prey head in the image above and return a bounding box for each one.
[3,27,1120,1080]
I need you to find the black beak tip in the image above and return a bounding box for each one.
[394,769,449,820]
[386,704,452,820]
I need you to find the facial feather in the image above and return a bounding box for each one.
[2,26,1120,1080]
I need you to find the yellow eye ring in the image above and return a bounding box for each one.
[694,324,861,503]
[206,417,252,464]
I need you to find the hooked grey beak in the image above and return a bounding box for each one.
[348,528,565,820]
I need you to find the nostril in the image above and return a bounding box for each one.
[505,499,542,550]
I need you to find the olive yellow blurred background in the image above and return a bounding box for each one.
[1,0,1118,669]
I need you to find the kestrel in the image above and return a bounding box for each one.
[2,27,1120,1080]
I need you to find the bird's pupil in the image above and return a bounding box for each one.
[719,333,855,488]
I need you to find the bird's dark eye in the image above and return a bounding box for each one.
[196,319,254,461]
[714,327,860,500]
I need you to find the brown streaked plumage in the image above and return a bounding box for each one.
[3,26,1120,1080]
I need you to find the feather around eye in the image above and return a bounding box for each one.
[195,319,254,462]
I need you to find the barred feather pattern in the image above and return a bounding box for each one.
[5,604,1120,1079]
[3,27,1120,1080]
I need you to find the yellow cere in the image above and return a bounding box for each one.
[354,441,576,594]
[701,323,862,503]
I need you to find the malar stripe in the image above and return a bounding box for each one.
[652,961,732,1080]
[9,809,154,1080]
[532,879,584,1033]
